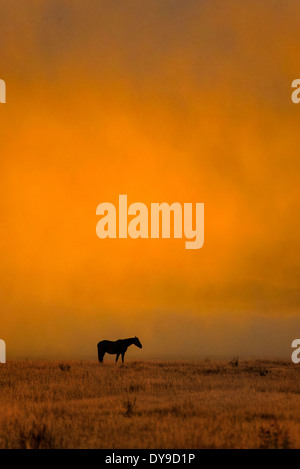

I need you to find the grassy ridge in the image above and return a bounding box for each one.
[0,360,299,448]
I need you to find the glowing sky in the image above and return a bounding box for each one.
[0,0,299,359]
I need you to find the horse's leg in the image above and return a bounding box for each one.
[121,352,125,363]
[116,353,120,363]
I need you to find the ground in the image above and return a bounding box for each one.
[0,359,299,449]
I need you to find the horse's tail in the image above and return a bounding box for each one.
[97,341,104,362]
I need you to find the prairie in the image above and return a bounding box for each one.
[0,359,299,449]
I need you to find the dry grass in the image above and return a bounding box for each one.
[0,359,299,449]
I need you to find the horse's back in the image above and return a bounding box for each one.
[98,339,124,345]
[97,339,123,353]
[97,339,125,355]
[97,339,111,348]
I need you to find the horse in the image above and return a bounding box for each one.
[97,336,142,363]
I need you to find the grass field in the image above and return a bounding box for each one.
[0,359,299,449]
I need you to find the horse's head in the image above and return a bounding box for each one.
[134,336,142,349]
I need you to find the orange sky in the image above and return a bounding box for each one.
[0,0,299,359]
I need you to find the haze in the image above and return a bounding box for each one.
[0,0,299,359]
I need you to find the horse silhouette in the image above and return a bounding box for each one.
[97,337,142,363]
